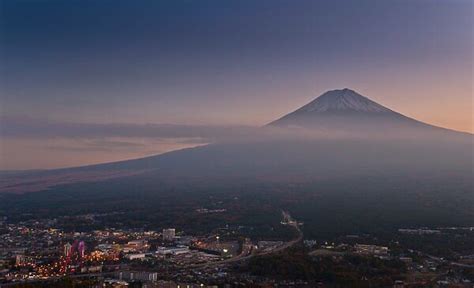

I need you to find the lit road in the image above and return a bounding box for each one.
[186,211,303,269]
[256,221,303,256]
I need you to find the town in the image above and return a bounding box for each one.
[0,213,473,287]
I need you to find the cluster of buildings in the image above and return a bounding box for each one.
[354,243,389,256]
[2,213,473,287]
[0,216,252,286]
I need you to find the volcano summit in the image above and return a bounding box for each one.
[280,88,392,113]
[269,89,454,134]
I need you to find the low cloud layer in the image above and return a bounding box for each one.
[1,116,465,170]
[0,116,336,169]
[1,116,257,140]
[0,117,237,169]
[0,117,296,170]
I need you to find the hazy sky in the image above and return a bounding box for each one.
[1,0,472,169]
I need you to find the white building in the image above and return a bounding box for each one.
[116,271,158,282]
[156,246,189,255]
[124,253,147,260]
[162,228,176,241]
[354,244,389,255]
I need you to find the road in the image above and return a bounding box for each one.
[186,211,303,269]
[260,221,303,256]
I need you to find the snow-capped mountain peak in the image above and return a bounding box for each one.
[269,88,466,134]
[297,88,392,113]
[268,88,421,130]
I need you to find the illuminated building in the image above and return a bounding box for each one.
[78,241,85,258]
[162,228,176,241]
[64,243,72,257]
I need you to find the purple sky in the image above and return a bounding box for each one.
[1,0,472,169]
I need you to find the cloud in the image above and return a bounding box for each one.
[0,116,365,145]
[0,116,259,141]
[0,117,244,169]
[0,116,358,170]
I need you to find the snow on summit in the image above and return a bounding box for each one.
[297,88,392,113]
[268,88,436,132]
[269,88,468,135]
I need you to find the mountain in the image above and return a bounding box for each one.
[269,88,454,135]
[278,88,394,114]
[1,88,472,238]
[0,88,471,194]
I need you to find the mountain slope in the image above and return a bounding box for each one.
[281,88,393,113]
[269,89,456,135]
[0,88,471,194]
